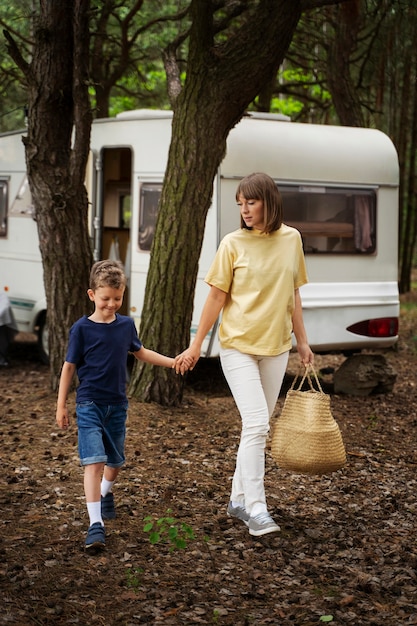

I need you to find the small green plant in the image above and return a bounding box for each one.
[143,509,195,551]
[125,566,144,592]
[319,616,334,623]
[367,413,379,429]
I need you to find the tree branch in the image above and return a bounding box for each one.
[71,0,93,186]
[3,29,33,84]
[163,45,182,105]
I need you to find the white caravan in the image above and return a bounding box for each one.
[0,110,399,362]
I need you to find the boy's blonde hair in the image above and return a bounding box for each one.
[89,260,126,291]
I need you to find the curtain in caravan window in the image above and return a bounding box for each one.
[138,184,162,251]
[280,184,376,255]
[354,195,373,251]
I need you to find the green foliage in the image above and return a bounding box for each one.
[107,68,170,118]
[143,509,195,551]
[319,617,334,623]
[401,301,417,312]
[367,413,379,429]
[263,66,332,121]
[0,2,32,131]
[125,567,144,592]
[269,96,303,117]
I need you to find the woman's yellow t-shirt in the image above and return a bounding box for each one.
[205,225,308,356]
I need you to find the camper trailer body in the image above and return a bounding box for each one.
[0,110,399,360]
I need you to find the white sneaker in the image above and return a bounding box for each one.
[227,502,250,526]
[248,511,280,537]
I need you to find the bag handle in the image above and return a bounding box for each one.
[289,363,324,394]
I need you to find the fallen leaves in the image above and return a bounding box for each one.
[1,330,417,625]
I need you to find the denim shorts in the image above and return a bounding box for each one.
[76,401,128,467]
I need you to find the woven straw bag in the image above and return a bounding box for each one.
[271,364,346,475]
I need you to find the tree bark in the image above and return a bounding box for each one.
[5,1,93,389]
[398,33,417,293]
[128,0,303,405]
[326,1,365,127]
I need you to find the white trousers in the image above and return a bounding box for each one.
[220,347,289,516]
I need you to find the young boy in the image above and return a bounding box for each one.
[56,259,179,551]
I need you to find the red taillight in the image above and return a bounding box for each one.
[347,317,399,338]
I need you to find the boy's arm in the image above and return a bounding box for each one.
[133,346,175,369]
[56,361,76,430]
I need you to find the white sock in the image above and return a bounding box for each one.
[87,501,103,526]
[232,500,245,509]
[101,478,114,498]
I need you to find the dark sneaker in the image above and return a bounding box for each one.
[227,502,249,526]
[85,522,105,551]
[101,493,116,520]
[248,512,280,537]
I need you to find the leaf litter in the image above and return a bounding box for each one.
[1,306,417,625]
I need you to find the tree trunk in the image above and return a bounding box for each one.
[398,16,417,293]
[5,1,93,389]
[128,99,230,405]
[326,1,365,127]
[128,0,303,405]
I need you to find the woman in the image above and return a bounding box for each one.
[176,172,314,536]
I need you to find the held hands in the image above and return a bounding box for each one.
[173,345,201,375]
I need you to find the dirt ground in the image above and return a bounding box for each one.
[1,302,417,626]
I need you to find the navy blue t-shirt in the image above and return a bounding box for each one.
[66,314,142,404]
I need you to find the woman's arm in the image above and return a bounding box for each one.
[175,285,227,372]
[292,288,314,365]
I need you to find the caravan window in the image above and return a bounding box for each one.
[0,180,8,237]
[280,185,376,254]
[136,181,376,254]
[138,183,162,251]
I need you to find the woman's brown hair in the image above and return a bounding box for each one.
[236,172,283,234]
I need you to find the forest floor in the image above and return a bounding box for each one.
[1,295,417,626]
